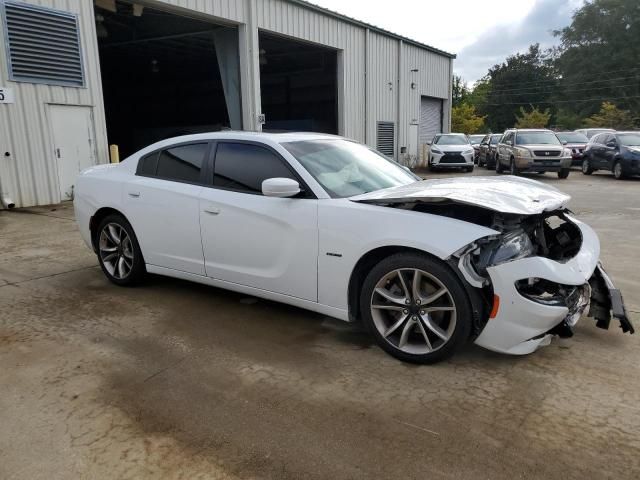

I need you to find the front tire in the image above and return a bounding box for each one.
[509,157,519,176]
[360,253,472,364]
[495,154,504,173]
[557,168,570,179]
[582,158,594,175]
[613,161,626,180]
[465,166,474,173]
[96,214,146,286]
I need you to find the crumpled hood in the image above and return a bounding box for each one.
[350,175,571,215]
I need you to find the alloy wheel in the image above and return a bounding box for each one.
[99,223,134,280]
[370,268,457,355]
[614,162,623,179]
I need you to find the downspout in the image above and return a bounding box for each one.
[0,178,15,209]
[0,154,15,209]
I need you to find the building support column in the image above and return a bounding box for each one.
[397,39,404,162]
[239,0,262,131]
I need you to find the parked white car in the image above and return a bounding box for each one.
[74,132,633,363]
[428,133,475,172]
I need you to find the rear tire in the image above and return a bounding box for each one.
[360,252,472,364]
[557,168,570,179]
[582,158,594,175]
[96,214,146,286]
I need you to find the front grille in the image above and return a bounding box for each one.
[533,150,561,157]
[440,153,465,163]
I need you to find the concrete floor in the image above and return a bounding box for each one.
[1,169,639,480]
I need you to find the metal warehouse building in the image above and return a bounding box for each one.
[0,0,454,208]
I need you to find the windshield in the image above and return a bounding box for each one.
[434,134,470,146]
[469,135,484,144]
[556,132,588,143]
[618,133,640,146]
[515,132,561,146]
[583,129,613,138]
[490,134,502,144]
[283,139,417,198]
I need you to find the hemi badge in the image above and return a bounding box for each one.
[326,252,342,257]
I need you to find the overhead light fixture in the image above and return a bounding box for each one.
[151,59,159,73]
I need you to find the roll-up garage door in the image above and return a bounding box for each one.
[419,97,443,146]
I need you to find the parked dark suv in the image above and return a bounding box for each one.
[582,131,640,179]
[496,129,572,178]
[478,133,502,168]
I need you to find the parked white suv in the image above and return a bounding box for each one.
[428,133,475,172]
[496,129,572,179]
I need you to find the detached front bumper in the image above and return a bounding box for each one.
[474,216,633,355]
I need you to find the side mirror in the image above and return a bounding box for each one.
[561,140,568,145]
[262,177,301,198]
[426,141,432,146]
[606,142,617,148]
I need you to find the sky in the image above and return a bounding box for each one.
[311,0,584,84]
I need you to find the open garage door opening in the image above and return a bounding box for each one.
[259,32,338,134]
[94,0,241,158]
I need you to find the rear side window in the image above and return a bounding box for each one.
[156,143,207,183]
[213,143,297,194]
[137,152,159,176]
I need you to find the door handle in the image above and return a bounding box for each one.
[204,206,220,215]
[128,192,140,198]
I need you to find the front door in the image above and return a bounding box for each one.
[48,105,96,200]
[199,141,318,301]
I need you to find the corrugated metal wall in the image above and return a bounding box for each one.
[0,0,108,208]
[0,0,452,208]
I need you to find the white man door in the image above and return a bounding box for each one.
[48,105,97,201]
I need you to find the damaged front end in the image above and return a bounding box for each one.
[351,177,633,354]
[450,208,634,354]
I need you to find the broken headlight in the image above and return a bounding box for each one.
[482,230,534,268]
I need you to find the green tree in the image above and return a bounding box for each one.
[554,0,640,117]
[452,103,486,134]
[554,108,583,130]
[584,102,635,129]
[452,75,469,108]
[466,78,490,112]
[482,44,558,131]
[514,106,552,128]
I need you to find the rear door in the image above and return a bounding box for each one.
[124,142,210,275]
[602,134,618,170]
[591,134,607,167]
[199,141,319,301]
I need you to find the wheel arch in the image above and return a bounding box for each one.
[347,246,488,336]
[89,207,133,252]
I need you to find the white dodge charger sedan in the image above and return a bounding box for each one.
[74,132,633,363]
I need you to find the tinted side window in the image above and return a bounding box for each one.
[156,143,207,183]
[137,152,159,176]
[213,143,297,194]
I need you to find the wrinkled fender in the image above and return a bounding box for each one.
[317,200,498,311]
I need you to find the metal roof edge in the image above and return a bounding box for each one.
[286,0,457,59]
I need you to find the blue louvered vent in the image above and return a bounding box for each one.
[2,1,84,86]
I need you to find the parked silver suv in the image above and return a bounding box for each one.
[496,129,572,179]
